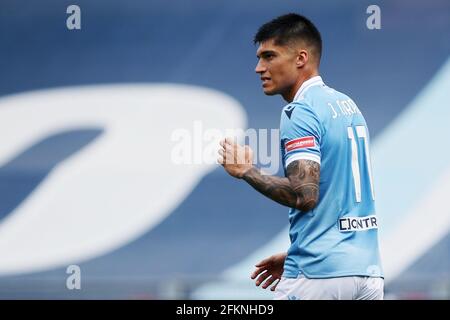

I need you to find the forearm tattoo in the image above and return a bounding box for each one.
[242,160,320,211]
[242,167,298,208]
[286,160,320,212]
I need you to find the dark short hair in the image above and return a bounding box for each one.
[254,13,322,62]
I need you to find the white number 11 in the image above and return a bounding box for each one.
[347,126,375,202]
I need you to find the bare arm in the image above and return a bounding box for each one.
[218,138,320,211]
[241,167,297,208]
[242,160,320,211]
[286,159,320,211]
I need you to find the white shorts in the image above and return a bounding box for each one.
[274,275,384,300]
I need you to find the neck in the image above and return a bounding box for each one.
[283,70,320,103]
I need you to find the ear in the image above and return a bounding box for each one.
[296,49,308,68]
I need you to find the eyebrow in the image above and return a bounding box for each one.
[256,50,277,58]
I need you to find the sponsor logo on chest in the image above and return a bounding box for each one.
[338,215,378,232]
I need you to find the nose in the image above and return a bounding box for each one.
[255,59,266,74]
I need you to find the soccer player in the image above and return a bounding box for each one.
[218,13,384,300]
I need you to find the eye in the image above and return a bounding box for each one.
[265,53,276,60]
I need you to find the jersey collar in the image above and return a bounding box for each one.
[293,76,324,101]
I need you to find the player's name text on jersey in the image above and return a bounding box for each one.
[328,99,362,119]
[339,215,378,232]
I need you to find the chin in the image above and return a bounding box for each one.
[263,87,278,96]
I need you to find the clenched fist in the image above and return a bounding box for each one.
[218,138,254,179]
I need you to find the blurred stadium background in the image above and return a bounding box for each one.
[0,0,449,299]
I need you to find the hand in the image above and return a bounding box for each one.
[251,252,287,291]
[218,138,254,179]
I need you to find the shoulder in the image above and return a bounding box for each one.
[280,100,323,136]
[281,100,316,121]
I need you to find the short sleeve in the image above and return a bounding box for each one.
[281,102,322,168]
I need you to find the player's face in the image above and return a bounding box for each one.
[255,39,299,97]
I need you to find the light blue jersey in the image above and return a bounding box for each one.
[280,76,383,279]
